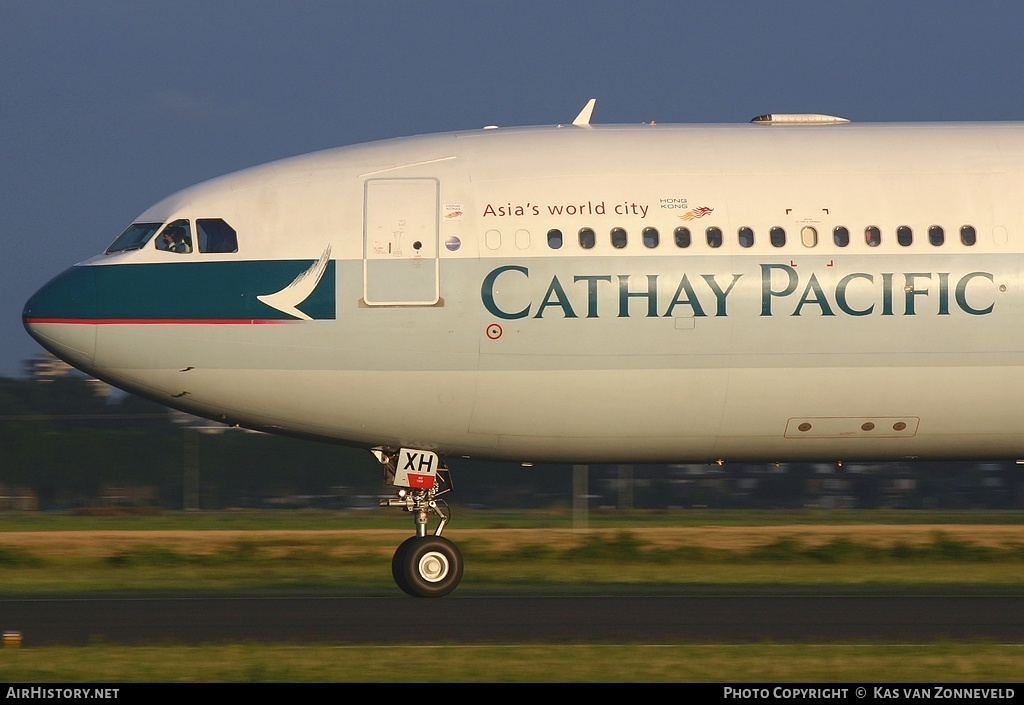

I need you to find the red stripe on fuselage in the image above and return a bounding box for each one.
[24,318,298,325]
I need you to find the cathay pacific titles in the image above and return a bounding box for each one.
[481,264,997,320]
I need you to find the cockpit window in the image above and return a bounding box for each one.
[197,218,239,253]
[155,219,193,254]
[105,222,163,254]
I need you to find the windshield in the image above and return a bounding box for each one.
[105,222,163,253]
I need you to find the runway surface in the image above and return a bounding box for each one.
[1,595,1021,645]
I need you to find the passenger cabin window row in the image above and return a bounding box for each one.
[106,218,239,255]
[544,224,980,250]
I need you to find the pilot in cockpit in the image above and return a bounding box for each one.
[157,225,192,254]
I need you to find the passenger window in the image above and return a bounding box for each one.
[896,225,912,246]
[642,227,659,248]
[579,228,596,249]
[865,226,881,247]
[674,227,691,248]
[928,226,944,246]
[800,226,817,248]
[770,227,786,248]
[960,225,977,246]
[547,229,563,249]
[738,227,754,248]
[197,218,238,253]
[706,227,722,248]
[485,229,501,250]
[833,227,850,247]
[155,219,193,254]
[611,228,627,249]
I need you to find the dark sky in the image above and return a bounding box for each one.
[5,1,1024,375]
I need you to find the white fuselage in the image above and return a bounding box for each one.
[23,121,1024,462]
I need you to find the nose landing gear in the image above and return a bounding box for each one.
[375,448,464,598]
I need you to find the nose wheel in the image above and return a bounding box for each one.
[392,535,464,598]
[375,447,464,598]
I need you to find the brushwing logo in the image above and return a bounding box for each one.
[257,245,332,320]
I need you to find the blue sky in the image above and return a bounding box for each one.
[4,1,1024,375]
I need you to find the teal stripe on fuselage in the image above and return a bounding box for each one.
[26,260,336,321]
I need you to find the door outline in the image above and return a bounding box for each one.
[362,178,440,306]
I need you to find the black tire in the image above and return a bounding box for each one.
[392,536,419,596]
[400,535,464,598]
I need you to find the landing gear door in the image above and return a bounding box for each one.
[363,178,440,305]
[394,448,440,489]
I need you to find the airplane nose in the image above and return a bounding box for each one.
[22,265,98,370]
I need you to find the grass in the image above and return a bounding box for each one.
[0,523,1020,594]
[0,643,1021,682]
[0,507,1022,531]
[0,511,1020,682]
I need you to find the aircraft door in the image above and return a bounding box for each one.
[363,178,440,305]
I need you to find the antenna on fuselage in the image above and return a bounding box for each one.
[572,98,597,127]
